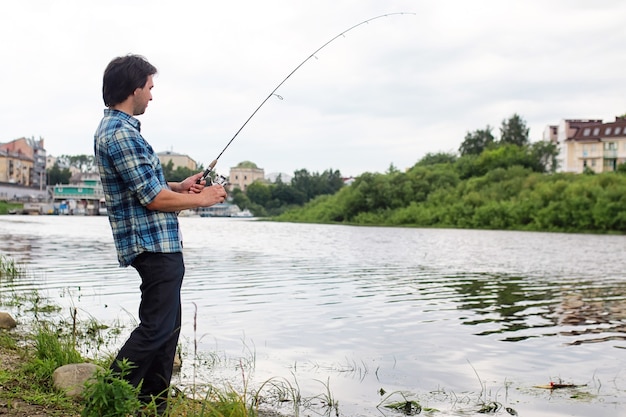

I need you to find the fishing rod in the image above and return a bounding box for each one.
[199,12,415,185]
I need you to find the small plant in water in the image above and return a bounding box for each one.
[378,390,425,416]
[384,400,422,416]
[477,400,502,413]
[0,254,23,279]
[313,377,339,416]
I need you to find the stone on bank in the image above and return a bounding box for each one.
[52,363,104,399]
[0,312,17,329]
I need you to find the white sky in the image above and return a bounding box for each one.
[2,0,626,177]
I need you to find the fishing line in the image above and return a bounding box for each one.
[199,12,415,184]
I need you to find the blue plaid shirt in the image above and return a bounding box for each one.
[94,109,181,267]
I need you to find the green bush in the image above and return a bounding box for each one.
[82,359,142,417]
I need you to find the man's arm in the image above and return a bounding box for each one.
[148,172,226,212]
[146,184,226,212]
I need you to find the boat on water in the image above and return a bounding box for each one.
[98,198,107,216]
[231,209,253,217]
[198,203,252,218]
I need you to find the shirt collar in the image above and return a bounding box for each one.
[104,108,141,132]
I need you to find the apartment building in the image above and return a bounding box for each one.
[543,117,626,173]
[0,149,34,186]
[0,137,46,188]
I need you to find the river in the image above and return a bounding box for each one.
[0,215,624,417]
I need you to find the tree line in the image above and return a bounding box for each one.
[230,169,344,216]
[45,153,345,217]
[48,113,626,234]
[276,114,626,233]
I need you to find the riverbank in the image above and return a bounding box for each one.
[0,323,289,417]
[0,329,82,416]
[0,201,23,215]
[0,250,291,417]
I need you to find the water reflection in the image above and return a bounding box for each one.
[556,291,626,345]
[0,234,35,259]
[448,271,626,345]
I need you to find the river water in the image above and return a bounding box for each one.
[0,215,624,417]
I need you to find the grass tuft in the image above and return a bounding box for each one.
[0,254,24,280]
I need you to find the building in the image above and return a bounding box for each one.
[49,172,104,215]
[157,151,197,171]
[543,117,626,173]
[229,161,265,191]
[265,172,293,183]
[0,137,46,189]
[46,155,58,170]
[0,148,34,186]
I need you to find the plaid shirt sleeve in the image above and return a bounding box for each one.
[95,109,182,267]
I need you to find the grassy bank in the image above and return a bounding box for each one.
[0,201,22,215]
[0,329,82,416]
[0,303,289,417]
[0,256,291,417]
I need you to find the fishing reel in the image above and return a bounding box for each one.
[197,163,227,187]
[209,173,228,186]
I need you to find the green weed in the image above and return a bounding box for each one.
[22,323,84,385]
[81,359,142,417]
[0,254,23,279]
[0,330,17,350]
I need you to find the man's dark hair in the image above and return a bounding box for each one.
[102,54,157,107]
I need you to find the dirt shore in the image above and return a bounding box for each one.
[0,341,286,417]
[0,343,80,417]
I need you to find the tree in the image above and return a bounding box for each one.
[56,154,96,172]
[160,160,204,182]
[47,163,71,185]
[291,168,343,202]
[474,144,533,174]
[271,182,306,207]
[229,187,250,209]
[459,126,496,156]
[320,169,344,196]
[246,181,272,206]
[386,163,400,174]
[171,166,200,182]
[499,114,530,147]
[415,152,457,166]
[161,160,175,180]
[291,169,314,200]
[528,140,559,173]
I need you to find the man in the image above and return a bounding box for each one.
[94,54,227,410]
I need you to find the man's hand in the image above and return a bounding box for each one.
[167,172,206,194]
[179,172,206,194]
[201,184,227,205]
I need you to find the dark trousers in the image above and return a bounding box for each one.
[111,252,184,401]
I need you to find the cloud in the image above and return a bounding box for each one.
[2,0,626,176]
